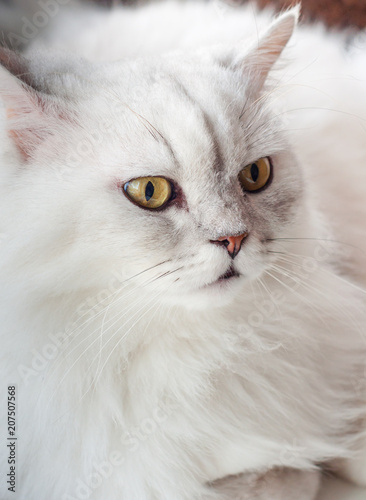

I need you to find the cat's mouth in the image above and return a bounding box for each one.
[203,265,241,290]
[218,265,240,282]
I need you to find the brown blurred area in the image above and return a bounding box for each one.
[94,0,366,30]
[253,0,366,29]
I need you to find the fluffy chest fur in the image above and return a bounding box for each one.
[5,255,365,499]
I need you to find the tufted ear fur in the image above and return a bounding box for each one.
[0,47,64,161]
[233,6,299,96]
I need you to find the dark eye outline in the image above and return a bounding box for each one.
[122,176,177,211]
[239,156,273,194]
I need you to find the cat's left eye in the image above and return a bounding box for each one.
[123,176,172,210]
[239,157,271,192]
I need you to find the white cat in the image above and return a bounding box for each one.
[0,2,365,499]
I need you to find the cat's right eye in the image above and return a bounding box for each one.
[123,176,172,210]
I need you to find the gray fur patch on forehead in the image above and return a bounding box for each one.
[167,74,225,173]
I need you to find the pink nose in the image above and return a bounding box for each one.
[215,233,248,259]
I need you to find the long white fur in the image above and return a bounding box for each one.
[0,1,366,499]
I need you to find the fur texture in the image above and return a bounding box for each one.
[0,2,366,499]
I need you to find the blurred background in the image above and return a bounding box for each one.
[0,0,365,52]
[0,0,365,42]
[114,0,366,29]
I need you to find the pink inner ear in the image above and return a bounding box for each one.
[4,86,49,161]
[0,48,63,162]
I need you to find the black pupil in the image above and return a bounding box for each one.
[251,163,259,182]
[145,181,155,201]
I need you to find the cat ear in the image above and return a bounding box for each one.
[232,6,299,95]
[0,47,60,161]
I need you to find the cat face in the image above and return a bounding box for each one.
[97,60,303,307]
[0,10,303,310]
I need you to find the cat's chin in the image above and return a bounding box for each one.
[170,258,272,310]
[165,274,246,310]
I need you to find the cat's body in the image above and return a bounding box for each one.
[0,2,366,499]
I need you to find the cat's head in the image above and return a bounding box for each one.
[0,8,305,311]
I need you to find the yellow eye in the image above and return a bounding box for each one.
[124,176,172,209]
[239,157,271,192]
